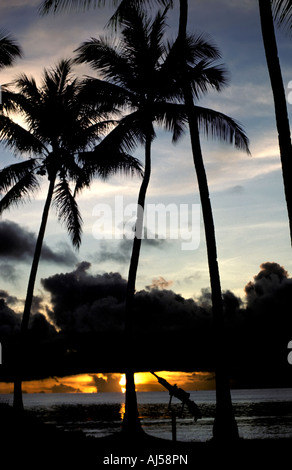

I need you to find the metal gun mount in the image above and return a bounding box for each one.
[150,371,202,421]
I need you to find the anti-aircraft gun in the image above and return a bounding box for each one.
[150,371,202,421]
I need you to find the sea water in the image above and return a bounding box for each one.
[1,389,291,441]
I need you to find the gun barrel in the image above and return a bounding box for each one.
[151,371,201,420]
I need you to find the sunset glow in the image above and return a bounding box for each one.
[119,374,126,393]
[0,371,215,394]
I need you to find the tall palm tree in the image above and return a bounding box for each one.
[173,0,242,441]
[0,58,142,411]
[258,0,292,244]
[75,7,250,438]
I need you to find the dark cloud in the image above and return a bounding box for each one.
[1,260,292,388]
[50,383,82,393]
[0,297,21,338]
[42,262,127,333]
[0,289,19,306]
[244,261,291,307]
[0,220,77,266]
[89,373,121,393]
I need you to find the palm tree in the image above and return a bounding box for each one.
[258,0,292,244]
[0,29,22,70]
[75,7,250,439]
[0,58,142,411]
[173,0,243,441]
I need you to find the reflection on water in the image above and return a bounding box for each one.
[119,402,125,421]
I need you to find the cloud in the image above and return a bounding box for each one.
[95,239,132,264]
[0,289,19,306]
[89,373,121,393]
[0,220,77,266]
[50,383,82,393]
[0,264,18,283]
[146,277,173,291]
[244,261,290,307]
[0,297,21,338]
[42,262,127,333]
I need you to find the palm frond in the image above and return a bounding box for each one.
[189,60,229,99]
[153,102,188,143]
[75,37,132,88]
[0,115,47,154]
[13,74,41,105]
[0,29,22,69]
[0,86,20,113]
[185,33,222,63]
[272,0,292,34]
[42,58,74,95]
[0,159,38,192]
[53,178,83,249]
[39,0,173,25]
[0,172,40,214]
[77,77,131,113]
[107,1,173,30]
[39,0,109,14]
[94,111,146,154]
[195,105,251,155]
[77,149,143,187]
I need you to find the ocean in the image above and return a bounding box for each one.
[1,388,292,442]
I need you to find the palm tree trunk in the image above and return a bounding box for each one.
[258,0,292,244]
[122,130,152,436]
[13,174,56,411]
[186,97,239,440]
[177,0,238,440]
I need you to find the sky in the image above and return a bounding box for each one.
[1,0,292,392]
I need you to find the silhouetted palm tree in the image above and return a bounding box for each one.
[0,58,142,411]
[174,0,245,441]
[258,0,292,244]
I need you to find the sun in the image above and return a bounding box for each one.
[119,374,126,393]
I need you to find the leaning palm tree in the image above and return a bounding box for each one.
[75,7,250,437]
[258,0,292,244]
[0,58,142,411]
